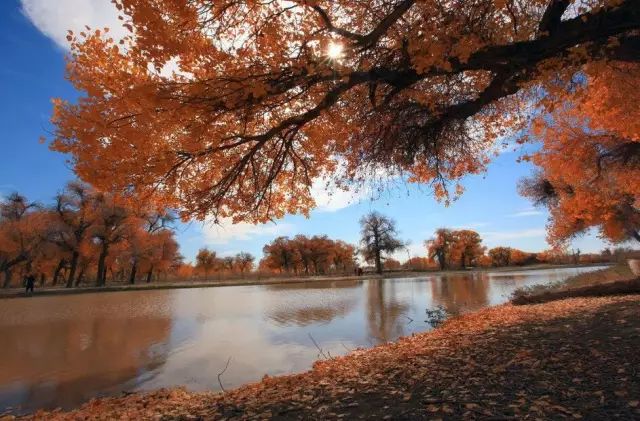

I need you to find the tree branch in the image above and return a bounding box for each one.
[311,0,415,48]
[538,0,571,35]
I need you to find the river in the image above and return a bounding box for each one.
[0,266,606,413]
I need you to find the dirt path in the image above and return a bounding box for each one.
[21,294,640,420]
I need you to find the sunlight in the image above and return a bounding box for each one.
[326,41,344,60]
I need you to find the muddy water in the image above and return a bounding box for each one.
[0,266,606,413]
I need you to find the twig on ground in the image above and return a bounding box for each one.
[217,356,232,393]
[340,341,353,352]
[308,333,331,359]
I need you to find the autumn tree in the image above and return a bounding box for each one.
[90,193,132,286]
[450,230,485,269]
[331,241,356,273]
[220,256,234,273]
[46,181,96,287]
[50,1,640,225]
[235,252,255,274]
[426,229,455,270]
[427,229,485,269]
[293,234,313,275]
[127,211,176,284]
[0,194,43,288]
[403,257,431,271]
[510,248,534,266]
[195,248,218,278]
[262,237,297,274]
[175,263,195,280]
[384,258,402,271]
[142,231,181,283]
[488,247,512,267]
[0,185,183,288]
[520,108,640,246]
[261,235,355,274]
[360,212,404,274]
[308,235,333,274]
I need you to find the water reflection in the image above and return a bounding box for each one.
[430,273,491,314]
[365,279,410,342]
[0,292,173,412]
[266,280,361,326]
[0,266,607,413]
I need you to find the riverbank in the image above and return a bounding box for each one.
[0,263,608,300]
[19,293,640,420]
[512,262,638,305]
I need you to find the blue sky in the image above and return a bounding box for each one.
[1,0,609,263]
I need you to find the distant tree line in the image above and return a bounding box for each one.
[4,194,627,290]
[0,182,184,288]
[193,248,255,278]
[424,227,623,270]
[258,235,356,275]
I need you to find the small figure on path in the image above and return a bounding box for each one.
[24,273,35,295]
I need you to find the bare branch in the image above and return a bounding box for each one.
[217,357,232,393]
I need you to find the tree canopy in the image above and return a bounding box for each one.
[360,212,404,274]
[51,0,640,225]
[519,60,640,246]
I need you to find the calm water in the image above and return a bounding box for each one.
[0,266,606,413]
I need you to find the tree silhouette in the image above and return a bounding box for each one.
[359,212,404,274]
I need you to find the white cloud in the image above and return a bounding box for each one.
[310,179,371,212]
[508,208,544,218]
[480,228,546,242]
[21,0,125,50]
[202,218,294,245]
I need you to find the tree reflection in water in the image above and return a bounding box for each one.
[0,292,172,413]
[265,280,361,327]
[365,279,410,343]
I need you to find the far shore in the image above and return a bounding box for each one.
[0,262,610,300]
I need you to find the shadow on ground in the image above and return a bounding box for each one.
[213,297,640,420]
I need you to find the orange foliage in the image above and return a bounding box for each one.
[0,183,183,288]
[403,257,433,270]
[49,1,640,222]
[384,258,401,271]
[261,235,355,275]
[520,61,640,246]
[487,247,535,267]
[426,229,484,269]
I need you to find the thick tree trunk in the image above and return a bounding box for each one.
[375,249,382,274]
[66,251,79,288]
[75,267,86,287]
[96,244,109,287]
[101,265,108,286]
[3,268,13,289]
[129,261,138,284]
[52,259,65,286]
[146,266,153,283]
[437,251,446,270]
[374,232,383,274]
